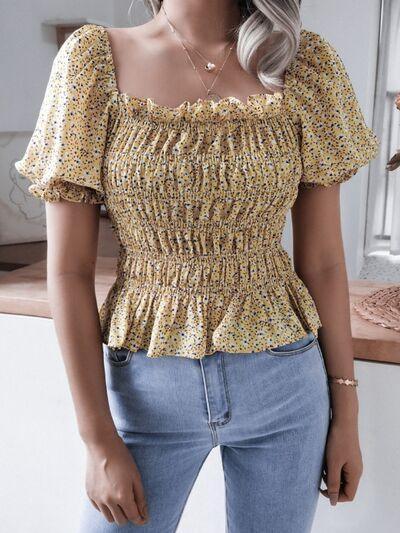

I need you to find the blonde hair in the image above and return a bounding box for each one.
[129,0,302,93]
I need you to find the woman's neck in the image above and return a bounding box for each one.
[153,0,243,45]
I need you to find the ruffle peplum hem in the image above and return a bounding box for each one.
[98,246,323,359]
[99,275,322,359]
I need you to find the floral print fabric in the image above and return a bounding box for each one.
[15,24,380,358]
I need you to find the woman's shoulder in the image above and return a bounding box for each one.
[289,27,345,77]
[55,24,113,71]
[50,24,116,95]
[298,27,331,50]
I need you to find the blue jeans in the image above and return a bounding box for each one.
[79,331,331,532]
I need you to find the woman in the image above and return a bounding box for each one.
[15,1,379,531]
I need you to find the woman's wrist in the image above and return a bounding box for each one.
[79,419,120,448]
[329,384,359,423]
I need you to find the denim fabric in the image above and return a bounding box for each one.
[79,331,331,533]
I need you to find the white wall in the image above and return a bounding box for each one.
[113,0,149,27]
[1,0,115,132]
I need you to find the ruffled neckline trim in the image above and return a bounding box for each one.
[116,91,284,123]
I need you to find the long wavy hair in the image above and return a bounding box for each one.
[128,0,302,93]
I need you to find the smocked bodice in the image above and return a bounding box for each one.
[104,90,298,248]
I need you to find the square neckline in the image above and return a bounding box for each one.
[99,24,290,113]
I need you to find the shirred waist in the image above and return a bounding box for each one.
[114,244,296,295]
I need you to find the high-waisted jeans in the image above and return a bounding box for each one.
[78,331,331,533]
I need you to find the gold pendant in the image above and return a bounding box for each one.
[205,62,216,72]
[205,92,222,102]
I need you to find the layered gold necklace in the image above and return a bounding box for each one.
[161,4,237,102]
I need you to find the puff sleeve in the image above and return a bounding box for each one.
[284,29,380,188]
[14,24,115,204]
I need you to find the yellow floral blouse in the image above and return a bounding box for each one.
[15,23,380,359]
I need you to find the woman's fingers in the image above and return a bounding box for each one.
[325,458,342,505]
[92,487,148,526]
[319,461,361,504]
[319,462,343,505]
[98,503,115,523]
[107,502,130,525]
[340,462,362,502]
[97,496,145,527]
[132,475,149,521]
[118,490,148,525]
[89,498,100,512]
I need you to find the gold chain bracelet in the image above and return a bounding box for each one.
[327,376,359,387]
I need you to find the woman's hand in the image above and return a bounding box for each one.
[319,416,363,505]
[85,433,149,526]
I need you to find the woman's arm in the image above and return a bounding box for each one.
[45,200,148,526]
[46,200,114,441]
[291,183,363,505]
